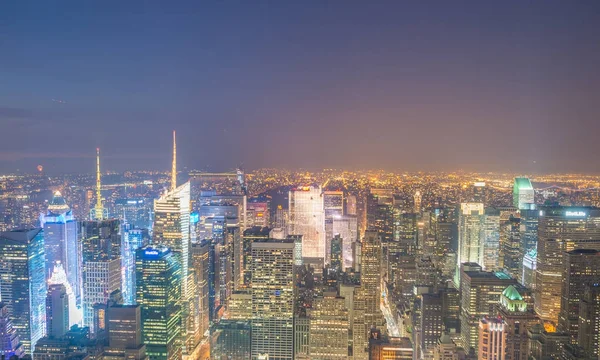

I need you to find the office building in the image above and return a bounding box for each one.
[79,219,121,333]
[251,239,295,359]
[191,240,210,339]
[497,285,539,360]
[46,284,69,338]
[332,215,358,269]
[478,317,506,360]
[136,246,182,360]
[0,303,24,358]
[456,203,484,285]
[459,265,516,352]
[211,320,251,360]
[482,208,500,271]
[433,334,458,360]
[309,292,349,359]
[0,229,46,354]
[324,190,344,263]
[122,227,145,305]
[368,329,413,360]
[578,283,600,359]
[522,248,537,291]
[420,292,444,355]
[559,249,600,343]
[288,185,325,260]
[502,215,522,281]
[39,191,78,301]
[535,207,600,324]
[513,177,535,210]
[47,264,81,330]
[527,324,570,360]
[103,304,147,360]
[157,132,201,356]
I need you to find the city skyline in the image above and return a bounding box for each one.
[3,1,600,174]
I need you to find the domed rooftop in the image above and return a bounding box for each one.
[502,285,523,301]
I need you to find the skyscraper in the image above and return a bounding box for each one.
[354,231,385,359]
[459,266,516,352]
[154,131,199,356]
[103,304,146,360]
[578,283,600,359]
[308,292,349,359]
[39,191,78,301]
[456,203,484,285]
[558,249,600,343]
[79,219,122,333]
[0,303,24,358]
[191,240,210,341]
[47,262,80,327]
[0,229,46,354]
[497,285,539,360]
[251,239,295,359]
[478,317,506,360]
[288,185,325,260]
[535,207,600,324]
[122,227,145,305]
[513,177,535,210]
[136,246,182,360]
[45,284,69,339]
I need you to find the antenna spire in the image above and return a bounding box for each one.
[171,130,177,192]
[94,148,104,220]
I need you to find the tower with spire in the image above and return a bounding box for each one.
[90,148,107,221]
[152,130,198,355]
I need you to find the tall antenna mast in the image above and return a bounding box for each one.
[94,147,104,220]
[171,130,177,192]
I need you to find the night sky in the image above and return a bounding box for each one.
[2,1,600,174]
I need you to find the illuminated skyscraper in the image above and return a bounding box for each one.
[288,185,325,260]
[558,249,600,343]
[102,304,146,360]
[332,215,358,269]
[578,284,600,358]
[153,132,194,355]
[324,190,344,263]
[459,266,516,352]
[191,240,210,340]
[39,191,78,301]
[136,246,182,360]
[0,229,46,354]
[0,303,24,358]
[478,317,506,360]
[368,329,413,360]
[251,239,295,359]
[535,207,600,324]
[513,177,534,210]
[456,203,485,285]
[497,285,538,360]
[45,284,69,338]
[354,231,385,359]
[47,262,81,327]
[122,227,145,305]
[211,320,251,359]
[79,219,122,333]
[502,215,522,280]
[308,292,349,359]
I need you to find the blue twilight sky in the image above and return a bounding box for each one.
[1,1,600,174]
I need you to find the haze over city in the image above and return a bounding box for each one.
[3,1,600,174]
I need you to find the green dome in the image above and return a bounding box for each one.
[502,285,523,301]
